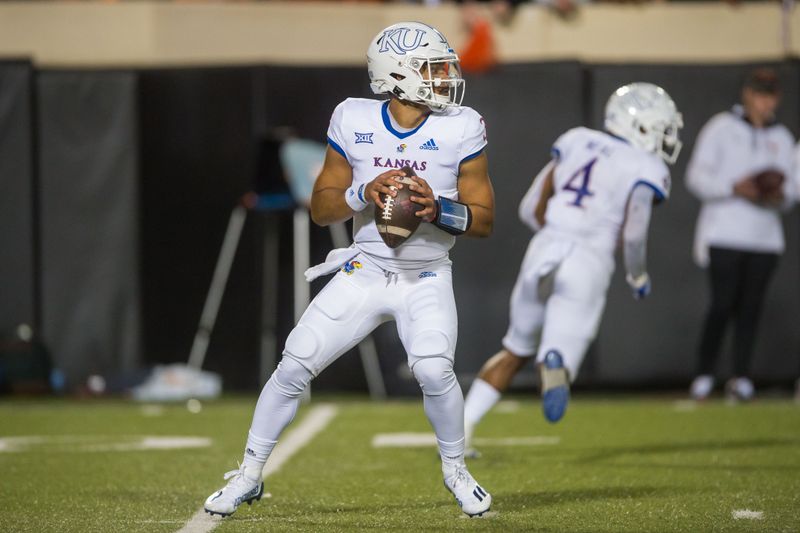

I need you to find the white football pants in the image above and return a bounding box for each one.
[249,253,465,456]
[501,231,615,380]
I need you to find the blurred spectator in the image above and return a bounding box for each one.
[686,67,796,402]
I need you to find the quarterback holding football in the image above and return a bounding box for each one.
[203,21,495,518]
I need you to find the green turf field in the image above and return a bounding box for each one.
[1,395,798,532]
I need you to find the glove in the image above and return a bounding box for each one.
[626,273,651,300]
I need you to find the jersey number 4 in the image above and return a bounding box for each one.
[563,158,597,208]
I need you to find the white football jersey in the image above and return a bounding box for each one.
[538,127,671,255]
[327,98,487,268]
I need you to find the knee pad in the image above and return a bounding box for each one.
[269,357,313,398]
[412,357,457,396]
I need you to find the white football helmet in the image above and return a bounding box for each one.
[604,83,683,164]
[367,22,464,112]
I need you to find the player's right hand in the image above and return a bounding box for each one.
[733,176,761,203]
[364,170,406,209]
[626,273,651,300]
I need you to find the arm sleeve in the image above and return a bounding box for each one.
[326,101,350,163]
[518,160,555,232]
[459,111,488,165]
[623,184,655,280]
[685,117,733,201]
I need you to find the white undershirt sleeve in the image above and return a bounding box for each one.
[518,160,555,232]
[623,184,655,280]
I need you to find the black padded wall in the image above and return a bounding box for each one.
[137,67,261,390]
[21,60,787,392]
[0,61,36,336]
[37,71,141,387]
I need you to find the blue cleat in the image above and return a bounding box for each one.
[540,350,569,423]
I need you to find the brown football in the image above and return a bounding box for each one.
[754,169,784,194]
[374,167,423,248]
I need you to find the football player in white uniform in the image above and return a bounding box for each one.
[204,22,495,518]
[462,83,683,456]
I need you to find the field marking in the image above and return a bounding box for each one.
[0,435,211,453]
[494,401,520,413]
[672,400,697,412]
[372,432,559,448]
[732,509,764,520]
[140,405,165,417]
[176,404,338,533]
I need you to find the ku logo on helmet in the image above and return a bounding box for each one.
[379,27,426,55]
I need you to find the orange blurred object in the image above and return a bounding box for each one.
[459,19,497,75]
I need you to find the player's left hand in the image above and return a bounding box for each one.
[408,176,437,222]
[626,273,651,300]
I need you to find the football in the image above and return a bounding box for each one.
[374,167,423,248]
[753,168,784,195]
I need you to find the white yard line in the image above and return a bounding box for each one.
[732,509,764,520]
[672,400,698,412]
[175,404,338,533]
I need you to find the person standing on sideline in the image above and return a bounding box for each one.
[687,68,796,402]
[203,21,496,518]
[462,83,683,456]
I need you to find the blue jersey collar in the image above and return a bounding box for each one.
[381,100,430,139]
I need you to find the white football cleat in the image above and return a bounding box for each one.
[725,377,754,402]
[204,464,264,517]
[689,375,715,401]
[443,464,491,517]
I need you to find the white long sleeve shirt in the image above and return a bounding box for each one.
[686,106,796,266]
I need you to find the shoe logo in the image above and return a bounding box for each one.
[209,491,222,502]
[418,271,437,279]
[341,260,363,275]
[355,132,374,144]
[420,138,439,151]
[473,485,487,502]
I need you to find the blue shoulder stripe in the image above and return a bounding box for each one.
[633,179,666,203]
[327,137,347,160]
[459,147,485,166]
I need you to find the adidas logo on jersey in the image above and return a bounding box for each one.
[419,138,439,151]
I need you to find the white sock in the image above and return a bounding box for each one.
[439,437,466,476]
[242,431,276,482]
[464,378,501,428]
[418,379,467,469]
[242,357,313,482]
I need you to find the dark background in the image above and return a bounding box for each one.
[1,59,798,393]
